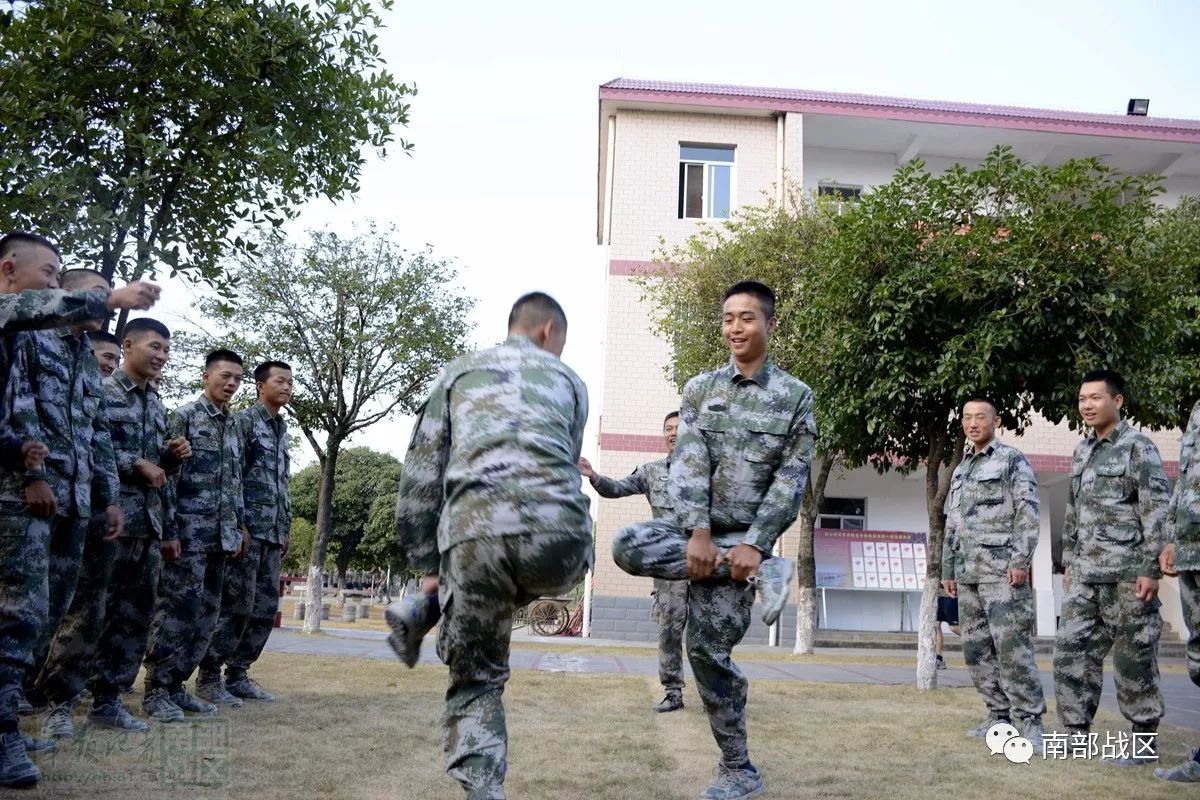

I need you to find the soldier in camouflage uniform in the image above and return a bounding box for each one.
[612,282,810,800]
[142,350,245,722]
[198,361,292,706]
[34,319,185,735]
[0,232,159,787]
[89,331,120,379]
[1054,370,1169,767]
[1155,399,1200,781]
[389,293,592,800]
[7,269,125,742]
[580,411,688,712]
[940,398,1045,746]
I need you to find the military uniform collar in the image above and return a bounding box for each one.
[200,395,229,419]
[963,438,1000,460]
[1087,419,1130,445]
[506,334,539,350]
[113,370,147,395]
[255,401,281,422]
[722,357,774,388]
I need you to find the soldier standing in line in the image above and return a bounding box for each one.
[941,397,1046,747]
[0,231,158,787]
[34,319,186,734]
[141,350,245,721]
[1054,369,1169,767]
[579,411,688,713]
[612,281,809,800]
[12,268,124,740]
[198,360,293,706]
[1155,399,1200,782]
[388,292,593,800]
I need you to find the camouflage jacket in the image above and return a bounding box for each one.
[672,358,817,553]
[166,396,245,553]
[105,370,173,539]
[1168,400,1200,571]
[591,457,673,519]
[941,439,1040,583]
[395,335,592,573]
[0,329,118,519]
[0,288,115,471]
[235,402,291,544]
[1063,420,1170,582]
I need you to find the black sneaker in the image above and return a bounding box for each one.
[936,655,947,670]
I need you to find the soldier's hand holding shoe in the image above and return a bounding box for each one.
[728,544,763,582]
[686,529,721,579]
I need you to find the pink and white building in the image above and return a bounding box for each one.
[588,78,1200,644]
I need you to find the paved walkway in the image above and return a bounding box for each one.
[265,625,1200,733]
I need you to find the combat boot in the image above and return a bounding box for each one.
[225,676,275,702]
[171,689,217,715]
[196,675,244,708]
[1104,728,1157,767]
[700,763,764,800]
[385,593,440,668]
[142,687,185,723]
[0,731,38,789]
[1019,717,1045,752]
[1155,751,1200,782]
[966,713,1011,738]
[88,700,150,733]
[39,702,74,740]
[653,691,684,713]
[752,558,795,626]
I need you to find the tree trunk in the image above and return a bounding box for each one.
[794,457,835,655]
[302,440,341,633]
[916,425,965,690]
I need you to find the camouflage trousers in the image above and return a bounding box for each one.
[436,533,591,799]
[1053,581,1163,730]
[26,515,88,691]
[35,520,112,704]
[144,548,226,692]
[89,537,160,704]
[200,539,282,681]
[652,578,687,693]
[613,518,757,768]
[1178,571,1200,689]
[0,513,51,722]
[956,581,1045,721]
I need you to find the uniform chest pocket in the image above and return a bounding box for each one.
[1092,460,1130,501]
[971,464,1007,505]
[743,418,789,465]
[186,430,222,476]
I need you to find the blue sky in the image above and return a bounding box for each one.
[162,0,1200,465]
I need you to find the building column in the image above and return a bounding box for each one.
[1033,487,1056,636]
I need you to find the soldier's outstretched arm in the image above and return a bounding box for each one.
[743,387,818,554]
[394,380,450,575]
[671,379,714,533]
[1133,437,1171,579]
[1009,453,1041,573]
[591,466,648,499]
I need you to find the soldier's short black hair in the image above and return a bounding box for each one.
[123,317,170,341]
[508,292,567,331]
[254,360,292,383]
[90,330,120,347]
[963,396,999,415]
[1082,369,1126,399]
[205,349,243,369]
[663,411,680,426]
[0,231,59,260]
[59,268,111,290]
[723,281,776,319]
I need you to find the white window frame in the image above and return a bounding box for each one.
[817,496,867,530]
[817,181,864,202]
[679,145,736,220]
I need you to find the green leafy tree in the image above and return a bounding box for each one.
[637,187,842,654]
[812,147,1198,688]
[0,0,413,327]
[180,225,474,632]
[282,517,315,575]
[290,447,401,588]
